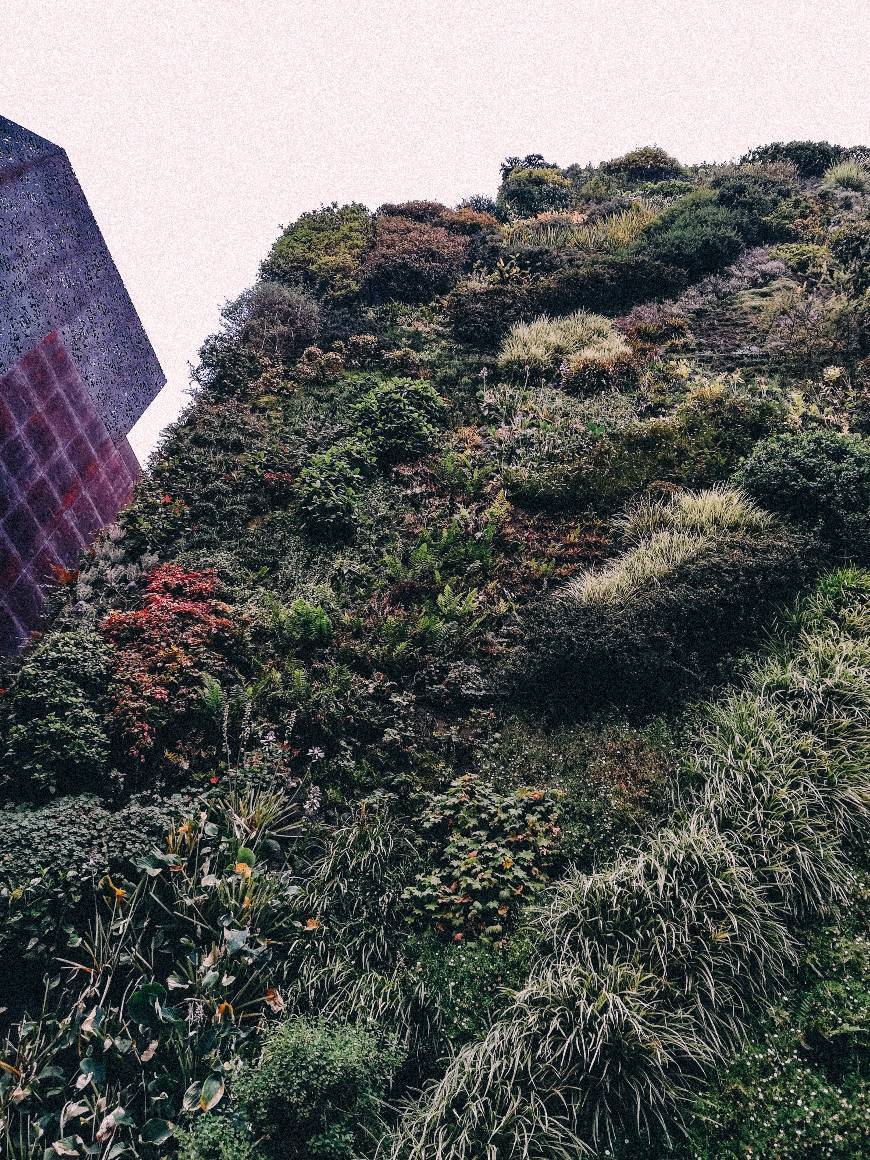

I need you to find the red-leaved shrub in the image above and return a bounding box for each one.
[102,565,239,763]
[362,215,469,303]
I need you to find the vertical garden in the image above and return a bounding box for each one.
[0,141,868,1158]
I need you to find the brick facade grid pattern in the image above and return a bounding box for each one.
[0,331,138,653]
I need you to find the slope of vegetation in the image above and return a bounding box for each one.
[0,140,868,1159]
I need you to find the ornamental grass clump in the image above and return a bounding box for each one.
[519,486,809,710]
[821,159,870,192]
[503,201,659,253]
[613,483,773,543]
[283,799,433,1052]
[387,571,870,1159]
[564,528,704,605]
[497,310,632,390]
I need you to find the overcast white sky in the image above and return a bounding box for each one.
[2,1,869,462]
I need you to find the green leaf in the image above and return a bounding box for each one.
[182,1081,201,1112]
[37,1065,65,1080]
[224,927,249,955]
[128,982,168,1025]
[79,1058,105,1085]
[199,1074,225,1112]
[51,1139,81,1157]
[235,846,256,868]
[141,1119,174,1145]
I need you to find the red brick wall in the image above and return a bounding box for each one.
[0,331,139,653]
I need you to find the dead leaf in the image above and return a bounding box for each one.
[264,987,285,1013]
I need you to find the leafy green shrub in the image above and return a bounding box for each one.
[408,933,531,1048]
[830,219,870,291]
[261,203,372,302]
[639,177,696,197]
[222,282,321,363]
[178,1114,261,1160]
[686,1043,868,1159]
[684,918,870,1159]
[735,430,870,558]
[481,719,671,872]
[741,140,847,177]
[539,251,688,315]
[351,376,445,461]
[772,240,830,277]
[296,436,376,538]
[660,376,785,478]
[445,275,535,346]
[517,487,813,711]
[634,191,743,278]
[1,627,110,798]
[0,791,192,888]
[0,791,191,1011]
[385,503,503,589]
[235,1018,400,1159]
[362,214,469,303]
[497,157,573,219]
[456,193,499,216]
[192,335,271,400]
[708,164,799,243]
[600,145,685,184]
[403,773,562,942]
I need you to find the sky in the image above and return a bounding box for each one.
[2,0,869,463]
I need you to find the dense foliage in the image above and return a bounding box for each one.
[1,140,869,1159]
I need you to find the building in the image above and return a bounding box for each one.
[0,115,164,653]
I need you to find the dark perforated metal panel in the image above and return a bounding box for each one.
[0,115,161,652]
[0,115,164,440]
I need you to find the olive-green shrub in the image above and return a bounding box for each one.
[351,376,445,461]
[296,437,376,538]
[735,430,870,558]
[1,627,110,798]
[234,1018,400,1159]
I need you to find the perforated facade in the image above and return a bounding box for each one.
[0,116,164,652]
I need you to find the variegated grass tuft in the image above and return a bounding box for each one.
[497,310,625,376]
